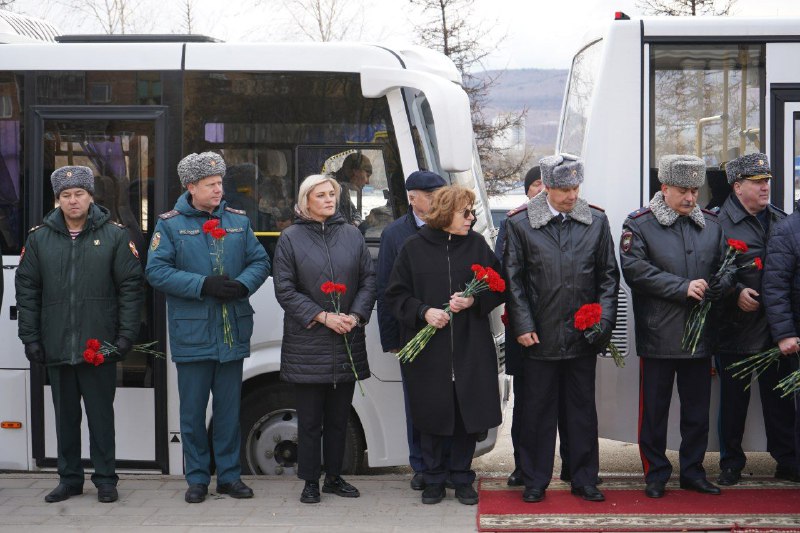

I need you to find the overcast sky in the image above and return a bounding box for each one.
[12,0,800,70]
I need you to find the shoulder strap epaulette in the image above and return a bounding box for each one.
[588,203,605,212]
[627,207,651,219]
[702,208,719,217]
[110,221,126,229]
[28,224,44,233]
[225,206,246,215]
[506,203,528,217]
[158,210,180,220]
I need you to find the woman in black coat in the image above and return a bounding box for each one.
[273,174,376,504]
[385,185,504,506]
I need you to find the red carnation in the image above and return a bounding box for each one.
[86,338,101,352]
[500,308,509,326]
[83,349,97,364]
[202,219,220,233]
[471,264,488,280]
[574,303,602,331]
[334,283,347,294]
[210,227,227,240]
[727,239,748,253]
[93,352,105,366]
[487,270,506,292]
[321,281,336,294]
[754,257,763,270]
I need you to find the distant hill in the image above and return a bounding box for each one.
[478,68,569,154]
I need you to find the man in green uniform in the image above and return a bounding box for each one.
[16,166,143,503]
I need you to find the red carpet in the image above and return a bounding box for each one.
[477,477,800,532]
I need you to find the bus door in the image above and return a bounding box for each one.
[30,106,169,472]
[770,88,800,211]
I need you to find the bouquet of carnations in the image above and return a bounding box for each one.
[776,362,800,397]
[82,338,165,366]
[682,239,762,355]
[396,264,505,364]
[321,281,364,396]
[203,218,234,347]
[574,303,625,368]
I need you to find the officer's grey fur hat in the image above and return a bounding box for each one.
[724,152,772,185]
[658,155,705,188]
[177,151,227,188]
[539,153,584,188]
[51,165,94,197]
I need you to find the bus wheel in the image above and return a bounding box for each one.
[240,382,366,475]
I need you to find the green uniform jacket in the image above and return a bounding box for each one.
[15,203,144,366]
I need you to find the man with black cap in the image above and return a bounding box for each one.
[146,152,270,503]
[376,169,447,491]
[716,153,797,485]
[621,155,731,499]
[505,154,619,503]
[16,165,143,504]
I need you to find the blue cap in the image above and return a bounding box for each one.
[405,170,447,191]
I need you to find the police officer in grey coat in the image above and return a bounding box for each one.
[714,153,797,486]
[621,155,730,499]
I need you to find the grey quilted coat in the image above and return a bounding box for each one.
[273,211,376,384]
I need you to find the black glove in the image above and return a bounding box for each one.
[114,336,133,357]
[24,342,46,365]
[201,274,230,299]
[584,319,613,348]
[222,280,249,301]
[705,271,735,302]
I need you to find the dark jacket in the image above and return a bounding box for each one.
[504,193,619,361]
[145,193,270,363]
[376,212,419,352]
[716,195,785,354]
[763,201,800,343]
[385,226,503,435]
[274,211,375,384]
[620,192,726,359]
[495,204,527,375]
[16,203,143,366]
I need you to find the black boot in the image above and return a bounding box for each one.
[44,483,83,503]
[300,480,320,504]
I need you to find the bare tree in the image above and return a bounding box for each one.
[54,0,154,34]
[636,0,736,16]
[179,0,197,34]
[410,0,530,194]
[0,0,15,10]
[258,0,365,42]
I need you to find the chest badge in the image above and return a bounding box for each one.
[620,230,633,253]
[93,240,100,246]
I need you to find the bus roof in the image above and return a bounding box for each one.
[641,16,800,40]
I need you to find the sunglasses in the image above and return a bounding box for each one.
[462,208,477,219]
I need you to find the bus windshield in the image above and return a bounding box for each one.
[559,39,604,156]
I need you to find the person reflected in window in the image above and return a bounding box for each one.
[335,152,372,226]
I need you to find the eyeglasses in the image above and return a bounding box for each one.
[462,208,477,219]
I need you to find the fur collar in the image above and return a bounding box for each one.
[526,191,593,229]
[649,191,705,228]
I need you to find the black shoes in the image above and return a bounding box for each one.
[455,483,479,505]
[322,476,360,498]
[217,479,254,499]
[97,483,118,503]
[571,485,605,502]
[679,477,721,495]
[300,481,320,504]
[421,483,446,504]
[644,480,665,498]
[410,472,425,491]
[184,483,208,503]
[507,468,524,487]
[522,487,545,503]
[775,466,800,483]
[44,483,83,503]
[718,468,742,486]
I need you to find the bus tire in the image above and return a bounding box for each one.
[240,382,365,476]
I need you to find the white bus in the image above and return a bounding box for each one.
[561,14,800,451]
[0,14,509,475]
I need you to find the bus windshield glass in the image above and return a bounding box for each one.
[649,44,764,203]
[559,39,604,156]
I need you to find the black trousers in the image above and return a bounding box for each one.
[716,352,797,472]
[420,384,477,486]
[294,382,355,481]
[638,357,711,483]
[520,356,599,490]
[511,370,569,472]
[48,362,118,488]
